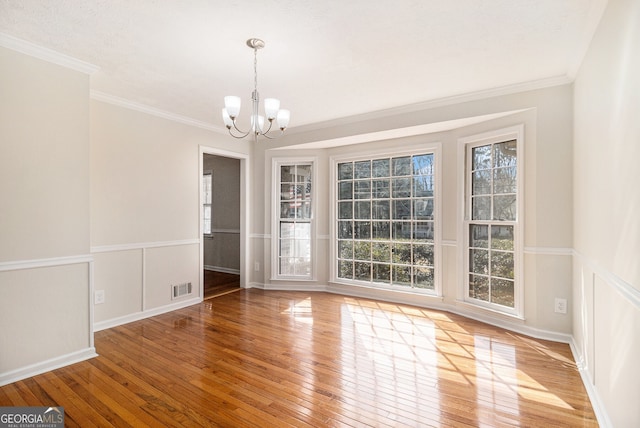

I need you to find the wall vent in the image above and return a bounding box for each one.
[172,282,192,299]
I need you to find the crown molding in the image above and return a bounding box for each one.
[0,33,99,74]
[90,90,227,134]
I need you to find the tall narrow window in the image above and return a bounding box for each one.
[276,162,313,278]
[466,137,519,312]
[335,152,438,293]
[203,171,212,236]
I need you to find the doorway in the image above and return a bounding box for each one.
[200,147,248,300]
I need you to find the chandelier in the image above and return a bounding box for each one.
[222,38,290,141]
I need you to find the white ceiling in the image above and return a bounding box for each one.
[0,0,607,131]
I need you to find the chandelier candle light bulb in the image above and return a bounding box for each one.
[221,38,290,141]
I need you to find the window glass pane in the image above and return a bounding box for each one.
[280,202,294,218]
[472,145,491,170]
[354,160,371,179]
[339,182,352,200]
[295,223,311,239]
[280,184,292,200]
[354,241,371,260]
[493,195,516,221]
[392,157,411,176]
[469,274,489,300]
[472,196,491,220]
[494,140,517,168]
[491,278,514,307]
[338,240,352,259]
[412,154,434,175]
[414,267,434,289]
[372,179,390,198]
[472,170,491,195]
[469,249,489,274]
[338,162,353,180]
[280,222,295,239]
[413,222,434,241]
[491,225,514,250]
[392,222,412,240]
[412,244,433,266]
[354,262,371,281]
[413,198,433,219]
[372,159,390,177]
[281,165,294,182]
[338,221,353,239]
[493,167,516,193]
[297,202,312,219]
[372,200,390,219]
[371,242,390,262]
[280,258,295,275]
[354,221,371,239]
[297,164,312,180]
[296,260,311,276]
[338,202,352,219]
[491,251,514,279]
[373,263,391,283]
[392,243,411,264]
[392,178,411,198]
[470,225,489,248]
[354,181,371,199]
[413,176,433,197]
[354,201,371,219]
[339,260,353,279]
[280,239,294,257]
[393,266,411,286]
[393,199,411,219]
[372,221,390,239]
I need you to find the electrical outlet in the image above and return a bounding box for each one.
[95,290,105,305]
[554,298,567,314]
[254,262,260,272]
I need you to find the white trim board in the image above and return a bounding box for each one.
[91,239,200,254]
[94,297,201,332]
[0,33,99,74]
[0,254,93,272]
[0,347,97,387]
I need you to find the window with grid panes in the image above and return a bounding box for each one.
[467,139,517,308]
[277,163,313,277]
[336,154,436,291]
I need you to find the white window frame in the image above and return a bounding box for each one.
[203,170,213,237]
[271,157,317,281]
[330,144,442,296]
[457,125,524,318]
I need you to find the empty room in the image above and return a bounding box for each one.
[1,1,638,426]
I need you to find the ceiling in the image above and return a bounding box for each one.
[0,1,607,131]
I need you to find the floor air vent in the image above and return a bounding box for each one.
[172,282,192,299]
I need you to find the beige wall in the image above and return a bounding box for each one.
[0,46,94,380]
[572,0,640,425]
[90,100,249,327]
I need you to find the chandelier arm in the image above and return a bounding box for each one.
[228,120,251,138]
[258,129,285,140]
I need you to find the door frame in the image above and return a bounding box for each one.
[199,145,249,299]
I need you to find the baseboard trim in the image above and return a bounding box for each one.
[569,338,612,428]
[204,265,240,275]
[94,297,202,332]
[0,347,98,387]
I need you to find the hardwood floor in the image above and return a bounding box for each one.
[0,290,597,427]
[204,270,240,300]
